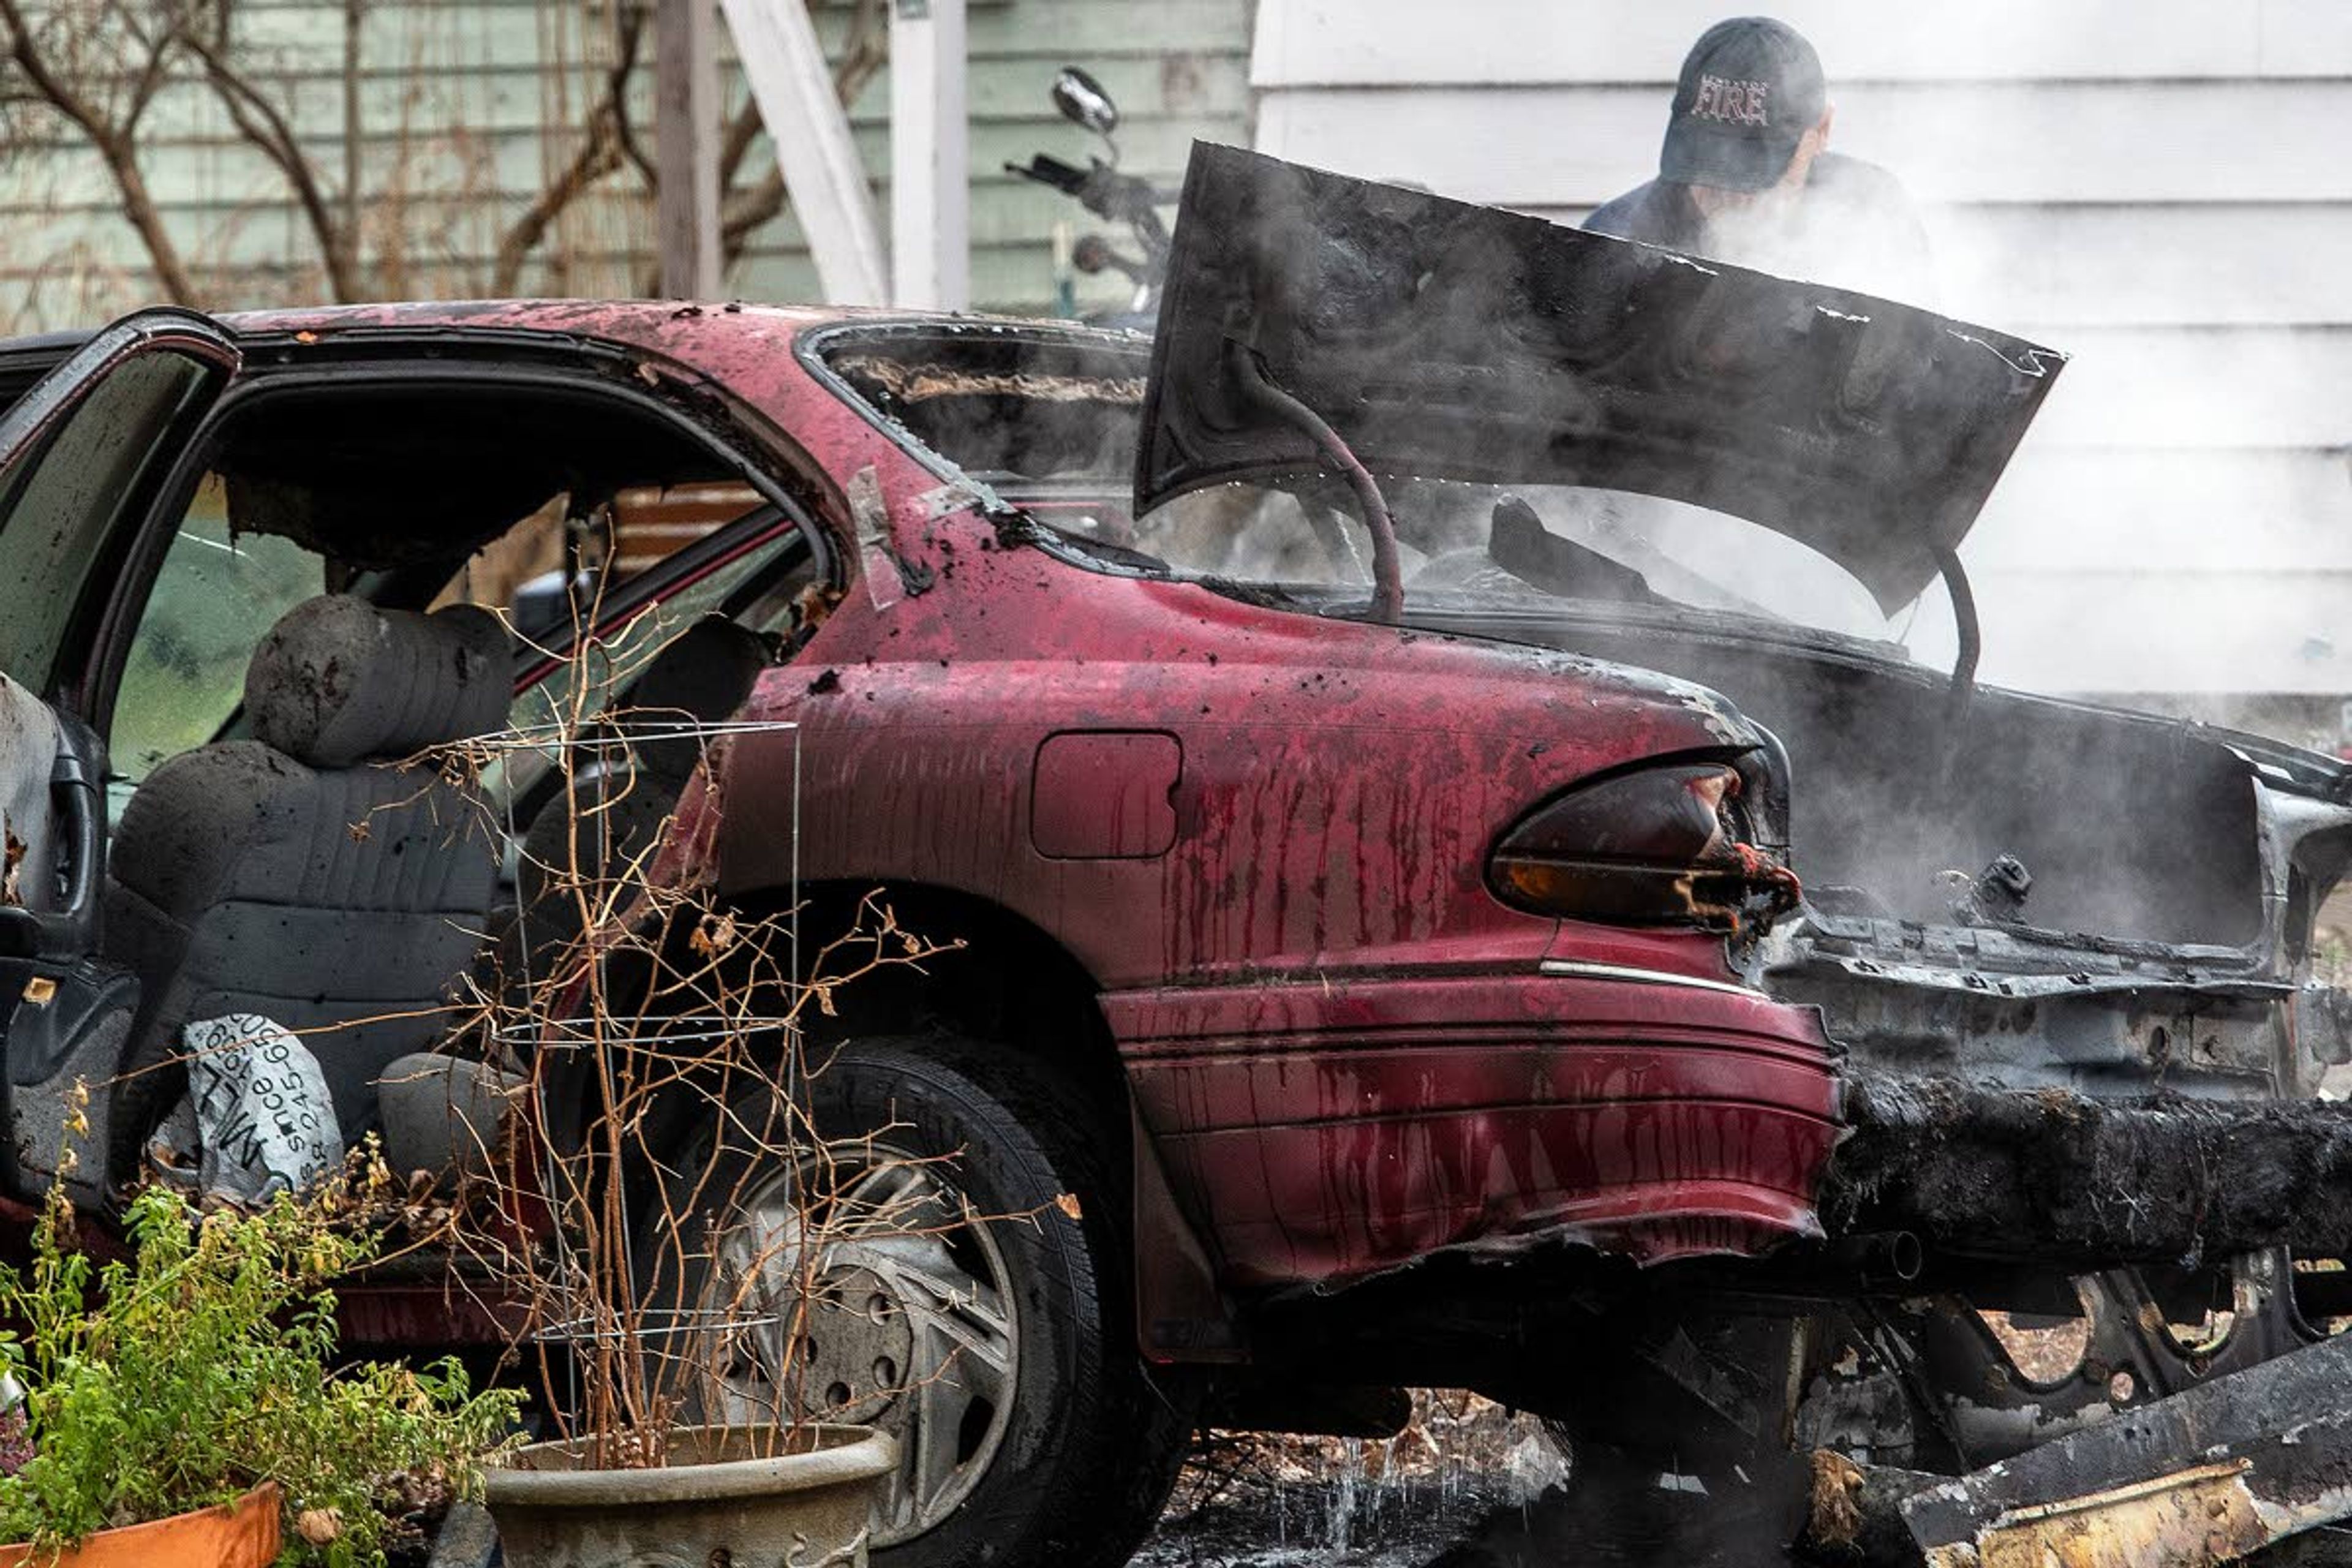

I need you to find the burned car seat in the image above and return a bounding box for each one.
[105,595,509,1161]
[504,614,768,979]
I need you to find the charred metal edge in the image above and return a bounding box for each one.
[1896,1325,2352,1563]
[1826,1072,2352,1265]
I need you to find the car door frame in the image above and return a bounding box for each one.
[0,309,243,1203]
[0,333,92,417]
[70,331,845,779]
[0,309,243,951]
[0,309,241,705]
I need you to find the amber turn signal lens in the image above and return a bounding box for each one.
[1488,761,1798,932]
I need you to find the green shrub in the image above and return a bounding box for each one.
[0,1165,522,1566]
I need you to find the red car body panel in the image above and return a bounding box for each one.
[238,301,1844,1298]
[1109,972,1837,1287]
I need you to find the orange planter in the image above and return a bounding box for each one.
[0,1483,281,1568]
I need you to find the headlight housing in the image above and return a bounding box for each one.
[1488,753,1801,933]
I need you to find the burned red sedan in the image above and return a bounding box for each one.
[8,145,2352,1566]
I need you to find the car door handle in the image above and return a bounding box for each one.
[0,731,99,962]
[48,742,97,943]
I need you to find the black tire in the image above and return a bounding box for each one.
[643,1033,1194,1568]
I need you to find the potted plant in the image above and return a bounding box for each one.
[444,622,959,1568]
[0,1146,519,1567]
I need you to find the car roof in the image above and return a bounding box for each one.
[2,300,1129,361]
[0,303,1136,439]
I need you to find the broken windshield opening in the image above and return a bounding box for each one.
[817,326,1898,646]
[1030,474,1893,641]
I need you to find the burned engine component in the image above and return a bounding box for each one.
[1829,1072,2352,1265]
[1896,1319,2352,1567]
[1947,853,2032,925]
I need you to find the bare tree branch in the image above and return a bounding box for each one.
[176,8,362,302]
[490,1,652,297]
[0,0,200,304]
[0,0,889,317]
[606,0,657,191]
[715,94,761,192]
[119,13,177,137]
[492,121,622,297]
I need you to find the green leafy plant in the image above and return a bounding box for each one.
[0,1157,523,1565]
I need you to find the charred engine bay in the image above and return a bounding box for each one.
[1830,1071,2352,1265]
[1397,597,2352,1264]
[1412,598,2293,954]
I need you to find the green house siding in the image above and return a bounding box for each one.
[0,0,1249,327]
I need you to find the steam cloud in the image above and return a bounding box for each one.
[1243,7,2351,740]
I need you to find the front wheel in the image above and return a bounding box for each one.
[645,1035,1194,1568]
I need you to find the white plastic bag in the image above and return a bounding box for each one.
[153,1014,344,1204]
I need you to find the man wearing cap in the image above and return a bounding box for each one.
[1586,16,1934,303]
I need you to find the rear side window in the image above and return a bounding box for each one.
[110,477,323,789]
[484,514,814,813]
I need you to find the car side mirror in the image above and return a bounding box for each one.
[1052,66,1120,140]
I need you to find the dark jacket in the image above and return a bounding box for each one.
[1585,152,1935,304]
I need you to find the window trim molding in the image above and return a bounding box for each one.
[80,354,839,750]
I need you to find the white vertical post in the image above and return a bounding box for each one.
[655,0,722,300]
[889,0,968,309]
[717,0,889,305]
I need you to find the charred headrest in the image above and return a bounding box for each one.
[246,595,510,767]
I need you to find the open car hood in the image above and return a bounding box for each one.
[1133,145,2067,614]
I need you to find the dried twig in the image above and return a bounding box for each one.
[0,0,198,303]
[409,581,990,1469]
[491,0,652,296]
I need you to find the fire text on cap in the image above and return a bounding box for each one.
[1690,74,1770,127]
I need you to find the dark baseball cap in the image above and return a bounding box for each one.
[1659,17,1827,192]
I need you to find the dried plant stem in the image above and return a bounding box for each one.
[0,0,197,303]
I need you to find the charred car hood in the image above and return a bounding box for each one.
[1134,145,2067,614]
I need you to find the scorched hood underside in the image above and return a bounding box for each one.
[1133,145,2067,614]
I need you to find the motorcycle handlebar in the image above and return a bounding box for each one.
[1009,151,1175,291]
[1007,156,1167,227]
[1005,154,1091,197]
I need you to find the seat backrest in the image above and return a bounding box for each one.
[105,595,511,1147]
[507,616,767,980]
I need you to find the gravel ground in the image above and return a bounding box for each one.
[1133,1395,1575,1568]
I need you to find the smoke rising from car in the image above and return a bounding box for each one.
[858,54,2326,951]
[1088,127,2289,949]
[1221,15,2348,745]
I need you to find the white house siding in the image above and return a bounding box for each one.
[1252,1,2352,717]
[0,0,1250,324]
